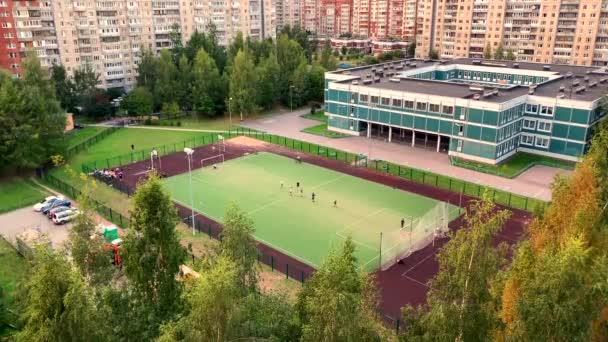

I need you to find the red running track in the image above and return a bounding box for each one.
[110,136,531,324]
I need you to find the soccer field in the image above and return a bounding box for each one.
[163,152,461,271]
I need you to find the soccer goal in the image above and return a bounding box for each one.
[379,202,449,271]
[213,135,226,153]
[200,154,224,168]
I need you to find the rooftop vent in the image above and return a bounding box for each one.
[352,81,359,85]
[528,86,535,95]
[492,88,499,96]
[575,86,586,93]
[469,86,484,92]
[600,77,608,83]
[396,65,404,70]
[404,62,410,66]
[423,58,431,62]
[590,81,597,87]
[374,77,381,83]
[389,78,401,83]
[366,73,373,78]
[572,79,580,86]
[543,65,551,71]
[409,63,417,68]
[586,70,592,75]
[362,79,373,85]
[371,68,376,72]
[559,84,566,92]
[566,72,573,78]
[472,59,481,65]
[584,75,590,82]
[557,94,566,99]
[473,94,481,100]
[513,63,520,69]
[343,71,351,75]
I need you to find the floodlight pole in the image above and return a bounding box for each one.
[229,97,233,128]
[153,149,161,172]
[379,232,383,269]
[150,151,155,170]
[184,148,196,236]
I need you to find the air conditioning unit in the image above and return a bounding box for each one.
[459,114,465,120]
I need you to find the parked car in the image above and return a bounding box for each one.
[33,196,62,212]
[48,206,71,219]
[41,199,71,215]
[52,209,81,225]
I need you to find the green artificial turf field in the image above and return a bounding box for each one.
[163,152,460,271]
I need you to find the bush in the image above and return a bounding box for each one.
[177,121,181,127]
[144,118,152,125]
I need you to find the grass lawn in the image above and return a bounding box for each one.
[302,123,350,138]
[0,238,28,335]
[301,111,326,122]
[163,152,460,272]
[453,152,575,178]
[49,128,215,216]
[0,179,50,214]
[64,127,107,149]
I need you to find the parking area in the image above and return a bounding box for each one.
[0,206,72,249]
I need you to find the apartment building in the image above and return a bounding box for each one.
[275,0,302,31]
[0,0,60,78]
[351,0,416,41]
[325,58,607,164]
[316,0,352,37]
[1,0,276,88]
[416,0,608,67]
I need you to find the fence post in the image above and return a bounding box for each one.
[301,271,304,283]
[396,319,400,334]
[524,197,528,211]
[271,256,274,271]
[109,208,113,221]
[508,194,512,207]
[286,263,289,279]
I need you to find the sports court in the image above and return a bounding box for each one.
[162,151,461,271]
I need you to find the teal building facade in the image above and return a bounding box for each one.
[325,59,607,164]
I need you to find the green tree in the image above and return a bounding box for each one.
[407,42,416,57]
[154,49,178,109]
[161,101,180,119]
[228,31,245,61]
[136,49,159,90]
[276,34,307,104]
[218,203,259,292]
[297,237,387,341]
[255,52,281,109]
[67,180,115,287]
[191,48,225,117]
[401,194,511,341]
[506,49,516,61]
[72,64,100,113]
[280,24,314,61]
[169,23,183,61]
[494,43,505,60]
[50,64,76,112]
[175,55,192,110]
[121,86,153,116]
[0,57,65,171]
[15,248,104,342]
[229,49,257,120]
[341,45,348,56]
[484,43,492,60]
[319,40,337,71]
[121,174,186,338]
[157,257,241,342]
[307,63,326,103]
[429,49,439,59]
[290,62,310,108]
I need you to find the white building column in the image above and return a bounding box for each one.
[411,130,415,147]
[367,123,371,138]
[436,135,441,152]
[388,126,392,143]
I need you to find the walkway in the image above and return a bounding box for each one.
[240,110,570,201]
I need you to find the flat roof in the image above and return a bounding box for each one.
[329,58,608,103]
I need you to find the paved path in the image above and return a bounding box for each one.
[240,110,570,201]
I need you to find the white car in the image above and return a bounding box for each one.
[33,196,63,212]
[52,209,80,225]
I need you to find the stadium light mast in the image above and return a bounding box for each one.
[229,97,233,128]
[151,149,161,172]
[184,147,196,236]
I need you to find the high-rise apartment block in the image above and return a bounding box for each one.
[0,0,275,89]
[415,0,608,67]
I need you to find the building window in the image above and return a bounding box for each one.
[360,94,368,103]
[370,96,379,104]
[381,97,390,106]
[351,93,356,102]
[520,134,535,146]
[442,106,454,115]
[535,136,550,148]
[537,121,552,132]
[416,102,427,111]
[525,104,538,114]
[540,105,554,116]
[392,99,402,107]
[429,104,440,113]
[404,100,414,109]
[523,119,536,130]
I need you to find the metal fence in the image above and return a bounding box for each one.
[64,126,120,158]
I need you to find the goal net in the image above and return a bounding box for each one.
[200,154,224,168]
[379,202,449,271]
[214,135,226,153]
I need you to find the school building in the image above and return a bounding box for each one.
[324,58,608,164]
